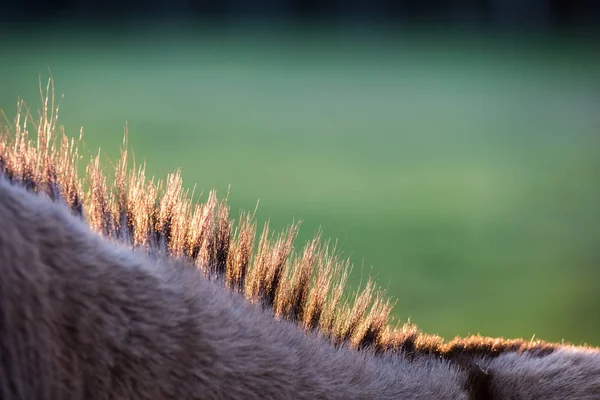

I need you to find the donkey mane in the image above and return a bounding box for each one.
[0,81,599,399]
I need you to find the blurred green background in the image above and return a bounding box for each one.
[1,25,599,346]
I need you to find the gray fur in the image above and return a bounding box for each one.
[0,179,468,399]
[1,176,599,399]
[477,347,600,399]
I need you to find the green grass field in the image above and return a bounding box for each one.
[1,25,599,345]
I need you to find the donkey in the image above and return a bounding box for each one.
[0,89,599,399]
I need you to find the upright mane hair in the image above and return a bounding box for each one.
[0,82,599,399]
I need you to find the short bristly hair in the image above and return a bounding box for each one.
[0,81,599,399]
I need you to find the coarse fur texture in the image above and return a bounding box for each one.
[0,82,599,399]
[0,177,470,399]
